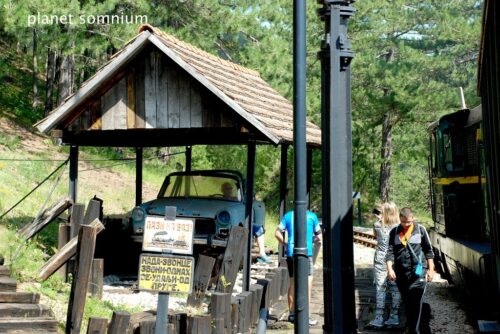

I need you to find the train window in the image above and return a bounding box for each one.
[443,129,465,173]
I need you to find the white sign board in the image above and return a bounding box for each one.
[142,216,194,254]
[138,254,194,293]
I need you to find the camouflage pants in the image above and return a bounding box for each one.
[373,264,401,317]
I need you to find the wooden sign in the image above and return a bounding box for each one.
[138,254,194,293]
[142,216,194,254]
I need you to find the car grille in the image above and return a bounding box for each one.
[194,218,216,235]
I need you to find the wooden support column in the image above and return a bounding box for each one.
[70,204,85,239]
[66,225,98,334]
[136,147,143,206]
[89,259,104,299]
[57,223,71,278]
[243,141,256,292]
[69,146,79,203]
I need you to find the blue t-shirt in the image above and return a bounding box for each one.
[278,211,321,257]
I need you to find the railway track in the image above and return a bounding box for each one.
[353,229,377,249]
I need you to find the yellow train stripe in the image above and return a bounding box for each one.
[434,176,486,185]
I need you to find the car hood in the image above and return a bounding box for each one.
[142,197,243,218]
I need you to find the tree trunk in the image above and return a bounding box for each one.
[57,54,74,106]
[44,48,56,115]
[32,29,38,109]
[379,111,393,202]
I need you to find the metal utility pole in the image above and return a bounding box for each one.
[293,0,309,333]
[318,1,356,333]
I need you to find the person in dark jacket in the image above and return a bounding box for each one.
[386,207,435,334]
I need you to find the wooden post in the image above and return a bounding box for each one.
[187,315,211,334]
[187,255,216,306]
[83,198,103,225]
[256,278,270,309]
[39,219,104,281]
[89,259,104,299]
[66,225,98,334]
[70,204,85,239]
[210,292,231,334]
[57,223,71,278]
[108,310,131,334]
[86,317,108,334]
[216,226,248,293]
[249,284,264,327]
[168,312,187,334]
[140,320,155,334]
[230,297,239,334]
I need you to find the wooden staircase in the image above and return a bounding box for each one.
[0,266,58,334]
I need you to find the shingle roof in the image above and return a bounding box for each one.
[36,24,321,146]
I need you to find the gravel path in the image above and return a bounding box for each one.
[353,243,475,333]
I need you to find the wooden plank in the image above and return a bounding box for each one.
[210,292,231,334]
[190,85,202,128]
[0,277,16,292]
[89,259,104,299]
[134,58,145,128]
[39,219,104,281]
[86,317,108,334]
[66,224,98,334]
[0,318,58,331]
[144,51,157,128]
[187,315,211,334]
[179,76,191,128]
[167,64,180,128]
[101,78,127,130]
[36,31,151,134]
[0,303,52,318]
[108,310,131,334]
[89,99,102,130]
[19,197,72,240]
[0,292,39,304]
[156,55,169,128]
[126,70,136,129]
[0,266,9,277]
[70,204,85,239]
[187,255,216,306]
[57,223,71,278]
[216,226,248,293]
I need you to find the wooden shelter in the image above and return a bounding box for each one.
[35,24,321,147]
[34,24,321,293]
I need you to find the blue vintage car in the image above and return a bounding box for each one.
[129,170,265,248]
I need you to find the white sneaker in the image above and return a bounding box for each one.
[384,315,400,326]
[368,315,384,328]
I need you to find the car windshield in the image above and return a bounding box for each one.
[159,174,242,201]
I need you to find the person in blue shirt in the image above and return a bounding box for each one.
[275,210,322,326]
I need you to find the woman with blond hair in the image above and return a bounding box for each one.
[368,202,401,328]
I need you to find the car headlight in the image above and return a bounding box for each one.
[131,207,145,221]
[216,210,231,225]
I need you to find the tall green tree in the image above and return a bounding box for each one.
[350,0,481,211]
